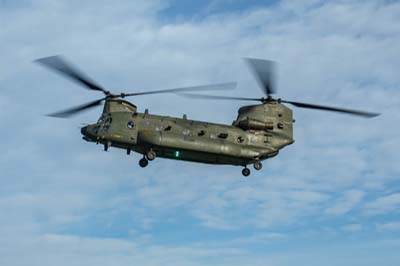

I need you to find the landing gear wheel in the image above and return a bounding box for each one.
[254,161,262,170]
[146,150,156,161]
[242,167,251,177]
[139,157,148,168]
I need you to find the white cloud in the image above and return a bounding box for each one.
[1,0,400,265]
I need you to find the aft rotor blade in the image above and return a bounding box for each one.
[245,58,276,96]
[47,97,105,118]
[35,56,108,94]
[178,93,261,101]
[122,82,237,97]
[281,100,380,118]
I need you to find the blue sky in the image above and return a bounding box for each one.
[1,0,400,265]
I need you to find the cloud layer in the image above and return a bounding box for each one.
[1,0,400,265]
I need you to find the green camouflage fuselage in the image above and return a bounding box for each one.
[81,99,294,166]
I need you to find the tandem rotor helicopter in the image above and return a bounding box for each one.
[36,56,380,176]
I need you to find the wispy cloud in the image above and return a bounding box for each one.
[376,221,400,232]
[325,190,364,216]
[364,193,400,216]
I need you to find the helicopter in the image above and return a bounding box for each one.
[36,56,380,176]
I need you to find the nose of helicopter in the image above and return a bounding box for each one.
[81,126,88,136]
[81,125,95,142]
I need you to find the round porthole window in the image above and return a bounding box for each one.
[127,121,135,129]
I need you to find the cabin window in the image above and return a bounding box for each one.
[198,130,205,136]
[218,133,228,139]
[164,125,172,131]
[277,122,284,129]
[127,121,135,129]
[237,136,244,143]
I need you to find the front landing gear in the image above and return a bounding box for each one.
[242,167,250,177]
[139,157,148,168]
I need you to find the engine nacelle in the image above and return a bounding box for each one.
[233,102,293,142]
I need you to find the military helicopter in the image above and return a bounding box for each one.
[36,56,379,176]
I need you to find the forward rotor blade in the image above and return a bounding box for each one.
[122,82,237,97]
[47,98,105,118]
[35,56,108,94]
[245,58,276,96]
[281,100,380,118]
[178,93,261,101]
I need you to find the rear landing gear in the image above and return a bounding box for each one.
[139,150,156,168]
[242,167,250,177]
[242,160,262,176]
[139,157,148,168]
[254,161,262,171]
[146,150,156,161]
